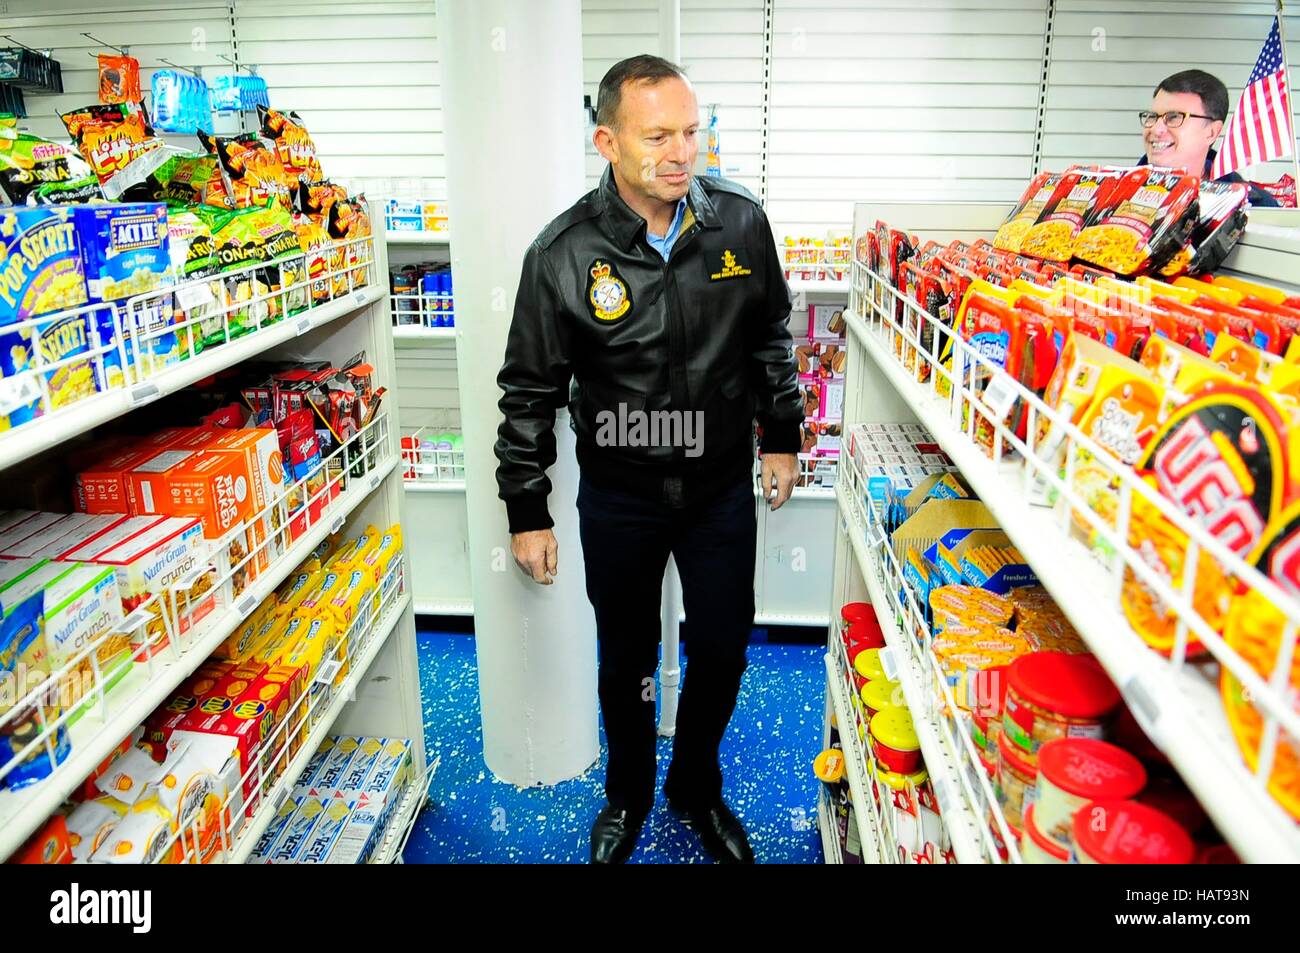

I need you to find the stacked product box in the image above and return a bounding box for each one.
[384,198,448,235]
[791,303,849,488]
[250,735,413,864]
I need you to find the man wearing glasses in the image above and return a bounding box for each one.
[1138,69,1279,207]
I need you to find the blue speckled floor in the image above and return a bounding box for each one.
[402,628,824,864]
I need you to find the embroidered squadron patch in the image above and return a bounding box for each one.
[587,259,632,322]
[710,248,752,280]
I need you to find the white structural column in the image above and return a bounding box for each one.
[440,0,598,785]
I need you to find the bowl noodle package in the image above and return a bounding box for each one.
[1073,168,1201,277]
[1220,500,1300,821]
[1159,181,1249,280]
[994,172,1068,254]
[1124,383,1295,657]
[1019,167,1127,263]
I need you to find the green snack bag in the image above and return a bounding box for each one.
[167,205,221,357]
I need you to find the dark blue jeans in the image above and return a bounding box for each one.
[576,474,756,816]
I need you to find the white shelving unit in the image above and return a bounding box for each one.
[0,233,429,865]
[385,231,452,246]
[836,200,1300,863]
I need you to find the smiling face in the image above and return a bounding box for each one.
[1145,89,1223,173]
[594,75,700,208]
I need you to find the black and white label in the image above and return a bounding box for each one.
[129,382,160,407]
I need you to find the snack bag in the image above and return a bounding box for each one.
[1074,168,1201,276]
[148,152,234,210]
[327,196,372,294]
[97,55,142,105]
[293,212,333,304]
[165,206,223,357]
[0,119,80,206]
[60,102,167,197]
[257,105,323,185]
[203,132,292,213]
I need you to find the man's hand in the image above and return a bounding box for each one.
[760,453,798,511]
[512,529,559,585]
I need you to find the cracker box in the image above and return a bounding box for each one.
[11,814,73,864]
[41,562,125,698]
[294,736,339,795]
[74,203,176,382]
[57,515,165,562]
[87,515,210,650]
[205,427,287,572]
[327,799,387,864]
[305,735,363,798]
[265,797,327,864]
[76,449,165,514]
[298,797,355,864]
[249,794,302,862]
[125,448,204,517]
[0,511,65,552]
[0,206,94,432]
[331,736,386,800]
[3,513,125,560]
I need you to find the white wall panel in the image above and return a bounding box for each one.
[1044,2,1300,186]
[767,0,1049,235]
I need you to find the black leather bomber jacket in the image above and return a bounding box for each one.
[494,168,804,534]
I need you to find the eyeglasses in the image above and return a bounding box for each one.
[1139,110,1216,129]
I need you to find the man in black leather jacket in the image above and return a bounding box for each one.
[494,54,803,864]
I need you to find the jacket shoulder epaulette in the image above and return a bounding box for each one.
[536,190,603,250]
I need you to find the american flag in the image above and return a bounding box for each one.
[1212,16,1294,179]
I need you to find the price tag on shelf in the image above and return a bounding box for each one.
[119,607,154,633]
[878,646,899,683]
[315,659,343,686]
[933,775,951,817]
[295,315,313,336]
[354,290,369,306]
[982,376,1019,422]
[330,513,346,535]
[792,290,807,311]
[369,473,381,491]
[0,372,40,417]
[1122,675,1161,734]
[866,521,887,549]
[173,565,209,590]
[236,593,259,619]
[130,382,161,407]
[175,283,215,311]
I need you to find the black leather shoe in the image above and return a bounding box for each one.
[668,797,755,864]
[590,804,646,864]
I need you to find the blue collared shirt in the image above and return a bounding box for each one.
[645,197,688,261]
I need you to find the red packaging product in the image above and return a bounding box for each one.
[1068,263,1115,286]
[1183,296,1256,351]
[1020,168,1125,263]
[993,171,1067,253]
[1073,168,1201,276]
[1160,181,1249,279]
[1148,297,1212,354]
[76,448,165,514]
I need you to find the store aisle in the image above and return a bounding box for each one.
[403,627,824,864]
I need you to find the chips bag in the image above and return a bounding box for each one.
[60,101,167,195]
[201,132,292,213]
[97,55,143,105]
[148,152,234,210]
[0,115,80,205]
[326,196,372,294]
[293,212,332,304]
[166,206,222,357]
[257,106,323,185]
